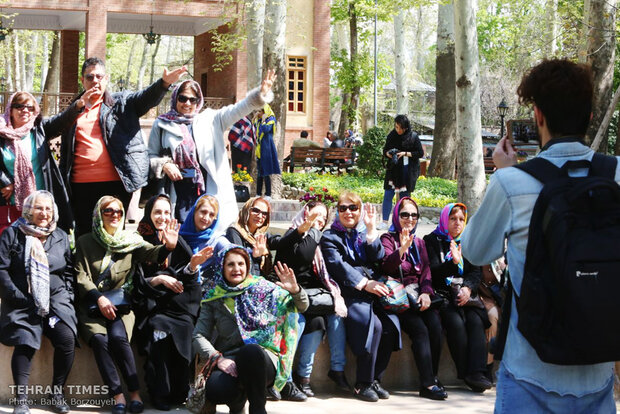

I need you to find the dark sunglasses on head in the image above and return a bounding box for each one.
[250,207,269,217]
[338,204,359,213]
[399,212,420,220]
[102,208,123,217]
[11,103,35,112]
[178,95,199,104]
[85,73,105,82]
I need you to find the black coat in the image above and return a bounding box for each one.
[383,129,424,192]
[274,227,324,290]
[0,226,76,349]
[0,103,82,232]
[224,226,281,278]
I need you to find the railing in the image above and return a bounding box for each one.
[0,91,235,118]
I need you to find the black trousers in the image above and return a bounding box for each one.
[399,309,442,387]
[144,336,190,404]
[255,160,272,197]
[70,180,132,237]
[204,344,275,414]
[89,318,139,397]
[231,147,253,172]
[355,310,398,385]
[11,319,75,399]
[440,306,487,379]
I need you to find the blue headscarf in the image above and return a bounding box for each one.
[179,194,220,253]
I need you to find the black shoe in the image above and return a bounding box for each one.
[464,373,492,393]
[371,380,389,399]
[13,401,30,414]
[328,370,351,392]
[49,394,70,414]
[353,383,379,402]
[280,381,307,402]
[111,403,126,414]
[434,377,445,392]
[485,363,495,385]
[420,385,448,400]
[294,375,315,398]
[228,399,245,414]
[266,387,281,401]
[128,400,144,414]
[150,397,170,411]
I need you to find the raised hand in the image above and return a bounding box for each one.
[297,207,320,234]
[252,233,269,257]
[274,261,300,294]
[493,136,517,169]
[161,219,179,250]
[260,69,277,97]
[189,245,214,272]
[399,228,414,257]
[363,203,376,230]
[450,240,462,264]
[162,66,188,88]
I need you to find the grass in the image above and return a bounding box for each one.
[282,172,457,207]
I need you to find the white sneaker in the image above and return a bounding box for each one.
[376,221,389,230]
[263,195,272,202]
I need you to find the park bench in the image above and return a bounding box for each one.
[484,156,495,174]
[284,147,356,172]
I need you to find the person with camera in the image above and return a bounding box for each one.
[378,115,424,230]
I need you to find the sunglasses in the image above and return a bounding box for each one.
[85,73,105,82]
[250,207,269,217]
[338,204,359,213]
[399,212,420,220]
[178,95,199,104]
[12,103,36,112]
[102,208,123,217]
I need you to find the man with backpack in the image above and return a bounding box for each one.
[461,59,618,413]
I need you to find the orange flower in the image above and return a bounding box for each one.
[323,187,328,192]
[309,187,314,192]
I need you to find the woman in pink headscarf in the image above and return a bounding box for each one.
[0,90,93,232]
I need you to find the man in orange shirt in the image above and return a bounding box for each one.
[59,57,187,236]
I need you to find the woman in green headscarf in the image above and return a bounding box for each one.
[75,195,178,414]
[193,245,307,414]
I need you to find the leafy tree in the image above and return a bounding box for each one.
[357,125,388,176]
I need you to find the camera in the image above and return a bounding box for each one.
[387,148,399,165]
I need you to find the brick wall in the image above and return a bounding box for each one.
[311,0,330,145]
[194,25,238,100]
[84,0,106,61]
[60,30,79,94]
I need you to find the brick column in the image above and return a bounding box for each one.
[85,1,107,61]
[193,25,238,100]
[235,42,248,101]
[312,0,331,142]
[60,30,79,94]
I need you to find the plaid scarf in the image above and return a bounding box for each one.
[228,116,255,153]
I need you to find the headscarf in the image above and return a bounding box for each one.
[255,104,276,159]
[233,197,272,274]
[291,206,347,318]
[431,202,468,275]
[202,245,300,392]
[157,80,205,193]
[178,194,220,253]
[137,194,171,246]
[330,202,367,263]
[389,196,421,269]
[14,190,57,317]
[0,92,41,209]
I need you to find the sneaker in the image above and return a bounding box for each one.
[49,394,70,414]
[280,381,307,402]
[372,380,390,399]
[464,373,493,393]
[328,370,351,392]
[263,196,272,202]
[13,400,30,414]
[353,383,379,402]
[294,375,315,398]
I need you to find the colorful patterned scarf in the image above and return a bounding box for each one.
[431,202,468,275]
[157,80,204,124]
[254,104,276,160]
[389,196,421,269]
[202,245,300,391]
[15,191,58,317]
[0,92,41,209]
[291,208,347,318]
[228,116,256,153]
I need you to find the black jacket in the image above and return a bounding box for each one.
[274,227,324,290]
[383,129,424,192]
[0,103,82,232]
[60,79,169,194]
[0,226,76,349]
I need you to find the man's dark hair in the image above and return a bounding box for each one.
[300,130,309,138]
[81,57,106,76]
[517,59,592,138]
[394,114,410,131]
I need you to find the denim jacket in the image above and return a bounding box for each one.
[461,139,617,397]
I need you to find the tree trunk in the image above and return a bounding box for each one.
[247,0,266,91]
[42,31,60,116]
[454,0,486,213]
[544,0,558,57]
[590,82,620,152]
[14,34,22,91]
[263,0,287,197]
[429,1,457,179]
[125,38,138,89]
[348,3,360,132]
[584,0,616,150]
[414,6,425,73]
[578,0,591,63]
[331,22,349,132]
[149,36,162,85]
[394,9,408,115]
[24,32,39,91]
[40,33,50,91]
[615,110,620,155]
[338,93,351,137]
[137,39,150,90]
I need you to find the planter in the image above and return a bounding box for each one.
[234,182,251,202]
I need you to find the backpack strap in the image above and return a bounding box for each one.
[513,157,562,184]
[590,152,618,179]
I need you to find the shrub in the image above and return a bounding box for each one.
[357,126,388,177]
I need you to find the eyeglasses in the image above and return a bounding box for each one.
[399,212,420,220]
[178,95,199,104]
[12,104,36,112]
[102,208,123,217]
[85,73,105,82]
[338,204,359,213]
[250,207,269,217]
[33,206,53,213]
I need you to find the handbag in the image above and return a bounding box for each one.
[0,204,21,235]
[305,287,335,315]
[234,183,250,202]
[87,289,133,318]
[377,266,410,314]
[187,353,220,414]
[447,276,485,309]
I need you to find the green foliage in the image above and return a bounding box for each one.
[282,172,457,207]
[357,126,388,176]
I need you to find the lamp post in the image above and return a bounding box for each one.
[497,98,509,139]
[118,78,125,91]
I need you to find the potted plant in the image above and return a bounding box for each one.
[232,165,253,202]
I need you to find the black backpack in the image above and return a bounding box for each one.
[511,153,620,365]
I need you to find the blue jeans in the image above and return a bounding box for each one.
[382,189,410,221]
[494,362,616,414]
[295,314,346,378]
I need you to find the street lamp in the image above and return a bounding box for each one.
[118,78,125,91]
[497,98,509,139]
